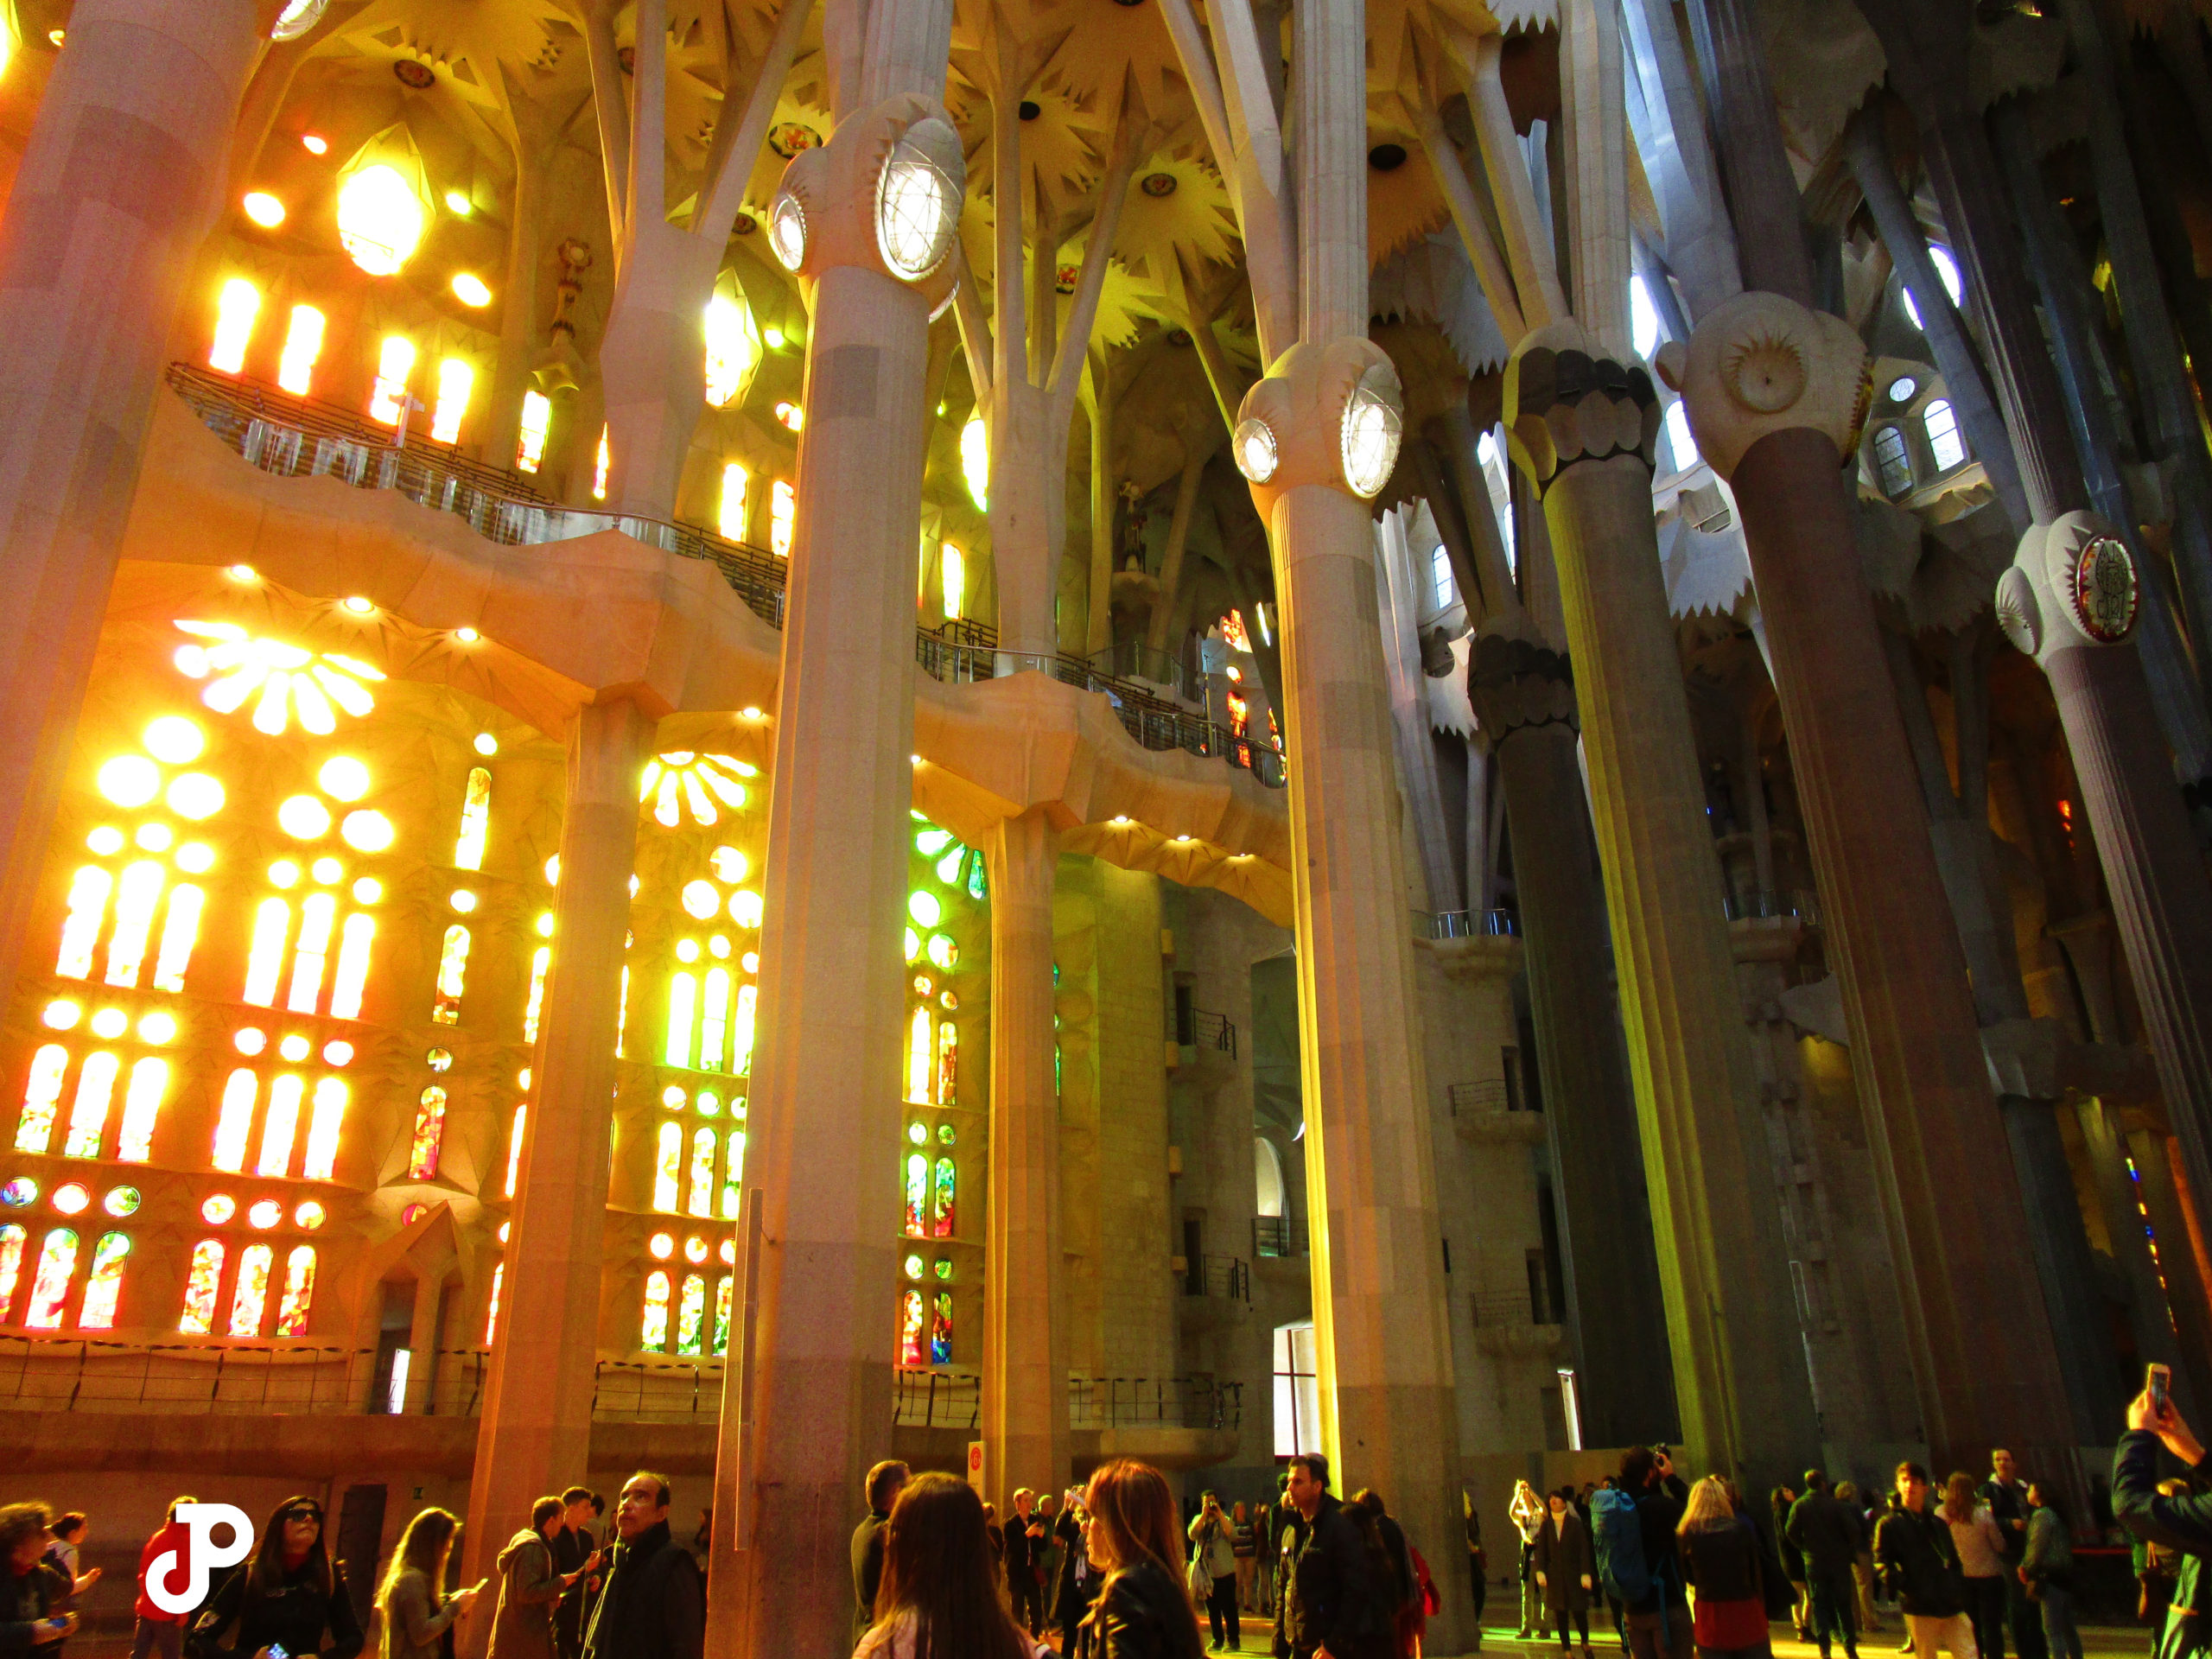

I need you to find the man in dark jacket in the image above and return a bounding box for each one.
[0,1504,73,1655]
[849,1460,906,1645]
[581,1474,701,1659]
[1789,1470,1866,1659]
[1981,1450,2044,1659]
[1873,1464,1970,1659]
[1003,1488,1046,1637]
[1613,1448,1689,1659]
[1274,1454,1389,1659]
[2113,1382,2212,1649]
[553,1489,597,1659]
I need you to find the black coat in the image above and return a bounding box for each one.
[1788,1492,1866,1581]
[850,1511,890,1646]
[580,1523,701,1659]
[0,1563,68,1656]
[188,1558,365,1659]
[1679,1520,1766,1605]
[1094,1560,1205,1659]
[1273,1496,1390,1659]
[1873,1505,1966,1619]
[1053,1512,1098,1632]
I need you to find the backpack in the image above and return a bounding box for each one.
[1592,1489,1652,1607]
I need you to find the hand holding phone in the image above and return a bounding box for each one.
[2151,1363,2173,1417]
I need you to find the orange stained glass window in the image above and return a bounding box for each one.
[55,867,111,980]
[410,1086,447,1179]
[687,1128,716,1219]
[117,1058,168,1163]
[454,768,491,870]
[432,925,470,1024]
[676,1273,707,1355]
[722,1129,745,1220]
[485,1261,505,1344]
[641,1269,671,1350]
[523,945,550,1043]
[0,1225,27,1321]
[257,1075,302,1177]
[77,1232,130,1330]
[505,1103,526,1199]
[212,1070,257,1172]
[931,1155,955,1239]
[24,1229,78,1329]
[898,1287,925,1367]
[63,1052,119,1159]
[105,861,165,988]
[937,1020,957,1109]
[153,887,205,993]
[243,899,290,1007]
[228,1242,273,1337]
[302,1078,346,1181]
[179,1239,224,1333]
[654,1122,683,1212]
[903,1152,927,1237]
[16,1046,67,1154]
[276,1245,315,1335]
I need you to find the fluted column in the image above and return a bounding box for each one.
[0,0,273,995]
[1468,626,1678,1446]
[1502,327,1817,1482]
[461,698,654,1592]
[982,808,1068,1503]
[706,23,957,1654]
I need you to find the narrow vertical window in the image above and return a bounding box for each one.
[699,967,730,1071]
[654,1122,683,1212]
[485,1261,505,1345]
[906,1007,932,1105]
[210,278,261,375]
[617,964,632,1059]
[64,1053,119,1160]
[0,1226,24,1322]
[454,768,492,870]
[732,984,757,1077]
[369,336,417,425]
[898,1288,925,1367]
[942,545,964,620]
[687,1127,717,1218]
[930,1290,952,1364]
[302,1077,346,1181]
[55,867,113,979]
[276,1245,316,1335]
[719,462,748,541]
[257,1075,302,1178]
[288,892,336,1014]
[152,886,205,993]
[277,305,326,397]
[770,479,795,556]
[179,1240,225,1333]
[212,1070,257,1173]
[592,427,611,501]
[713,1274,733,1356]
[665,973,697,1070]
[430,359,474,444]
[722,1130,745,1220]
[931,1156,955,1239]
[24,1229,79,1329]
[117,1058,168,1163]
[676,1273,707,1355]
[105,861,166,988]
[77,1232,131,1330]
[1873,424,1913,497]
[937,1020,957,1109]
[517,392,552,474]
[505,1104,526,1199]
[329,914,374,1020]
[522,946,550,1043]
[432,925,471,1024]
[640,1270,671,1350]
[903,1153,927,1237]
[1923,398,1966,471]
[228,1243,273,1337]
[244,899,291,1007]
[16,1046,68,1154]
[410,1087,447,1180]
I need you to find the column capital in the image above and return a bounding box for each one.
[1652,290,1872,482]
[1502,319,1662,493]
[1230,337,1406,517]
[765,93,964,308]
[1997,510,2145,666]
[1467,622,1579,745]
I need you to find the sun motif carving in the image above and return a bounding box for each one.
[640,753,759,829]
[171,622,385,737]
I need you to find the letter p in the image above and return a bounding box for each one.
[145,1503,253,1616]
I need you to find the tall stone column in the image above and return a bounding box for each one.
[2130,1128,2212,1412]
[1231,340,1465,1654]
[0,0,273,994]
[1501,326,1817,1481]
[2078,1098,2197,1413]
[982,809,1069,1503]
[706,29,957,1654]
[461,699,654,1588]
[1468,626,1678,1446]
[1662,294,2079,1465]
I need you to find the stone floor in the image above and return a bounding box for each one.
[1141,1616,2161,1659]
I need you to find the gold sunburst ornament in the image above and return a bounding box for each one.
[641,753,760,828]
[172,621,385,736]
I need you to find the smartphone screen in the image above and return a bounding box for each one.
[2151,1363,2173,1413]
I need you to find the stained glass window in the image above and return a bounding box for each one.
[713,1274,732,1356]
[25,1229,78,1328]
[257,1075,302,1177]
[523,946,550,1042]
[931,1156,955,1238]
[243,899,290,1006]
[106,861,165,988]
[722,1130,744,1219]
[410,1086,446,1179]
[212,1070,257,1172]
[641,1269,671,1349]
[454,767,491,870]
[432,925,470,1024]
[288,892,335,1012]
[898,1287,925,1366]
[1923,399,1966,472]
[56,867,112,979]
[688,1128,716,1218]
[78,1232,131,1330]
[16,1046,67,1153]
[485,1261,505,1344]
[154,887,205,992]
[617,963,632,1058]
[904,1152,927,1237]
[936,1021,957,1109]
[676,1273,706,1355]
[733,984,757,1076]
[666,972,696,1069]
[179,1240,224,1333]
[276,1245,315,1335]
[0,1225,22,1320]
[302,1078,345,1181]
[330,913,373,1019]
[64,1052,118,1159]
[930,1290,952,1364]
[117,1058,167,1162]
[655,1122,683,1212]
[228,1243,273,1336]
[700,967,730,1071]
[505,1104,526,1198]
[906,1007,932,1105]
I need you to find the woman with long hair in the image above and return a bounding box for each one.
[376,1510,480,1659]
[1681,1476,1773,1659]
[1082,1460,1206,1659]
[188,1497,364,1659]
[1350,1491,1428,1659]
[1939,1472,2005,1659]
[855,1472,1046,1659]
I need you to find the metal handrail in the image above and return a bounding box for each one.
[1421,909,1520,939]
[1252,1217,1309,1259]
[170,365,1286,788]
[1183,1255,1252,1302]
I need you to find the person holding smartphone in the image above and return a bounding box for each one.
[0,1503,75,1653]
[189,1498,361,1659]
[2114,1370,2212,1656]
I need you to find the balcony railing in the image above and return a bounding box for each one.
[1446,1079,1533,1116]
[893,1370,1242,1433]
[1252,1216,1309,1259]
[1177,1008,1238,1059]
[1471,1291,1550,1327]
[1723,888,1821,925]
[1184,1254,1251,1302]
[1087,640,1205,703]
[1420,908,1520,940]
[170,365,1285,790]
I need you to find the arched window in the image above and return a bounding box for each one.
[1430,543,1455,611]
[903,1153,927,1237]
[1255,1138,1287,1220]
[117,1059,167,1162]
[257,1076,302,1177]
[640,1270,671,1350]
[410,1087,447,1180]
[1873,425,1914,498]
[55,867,111,980]
[936,1020,957,1109]
[16,1046,67,1154]
[687,1128,717,1218]
[906,1007,932,1105]
[485,1262,505,1345]
[931,1156,955,1238]
[676,1273,707,1356]
[302,1077,346,1180]
[24,1229,78,1329]
[62,1053,118,1159]
[228,1243,273,1337]
[213,1071,257,1172]
[76,1232,130,1330]
[654,1122,683,1212]
[505,1103,528,1198]
[522,947,550,1043]
[276,1246,316,1335]
[0,1225,25,1321]
[722,1130,745,1219]
[1923,399,1967,472]
[713,1275,733,1356]
[454,768,492,870]
[898,1288,925,1367]
[666,972,697,1069]
[930,1291,952,1365]
[179,1240,224,1333]
[431,925,470,1024]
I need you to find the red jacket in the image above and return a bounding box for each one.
[136,1522,192,1624]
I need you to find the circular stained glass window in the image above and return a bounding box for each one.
[296,1201,326,1230]
[684,1236,709,1264]
[1,1179,36,1209]
[937,1124,957,1146]
[907,1122,927,1146]
[201,1194,236,1224]
[904,1255,925,1280]
[103,1186,141,1218]
[720,1239,737,1266]
[51,1184,89,1216]
[248,1198,283,1230]
[933,1259,953,1280]
[649,1232,675,1260]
